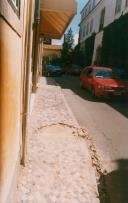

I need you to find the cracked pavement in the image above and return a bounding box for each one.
[16,77,99,203]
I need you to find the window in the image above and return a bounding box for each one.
[82,13,84,20]
[115,0,122,14]
[99,8,105,31]
[92,0,96,8]
[88,4,91,13]
[84,26,86,37]
[86,22,89,35]
[90,19,94,33]
[125,0,128,7]
[94,69,112,79]
[86,7,89,15]
[85,9,87,17]
[8,0,20,17]
[80,28,82,39]
[83,26,86,37]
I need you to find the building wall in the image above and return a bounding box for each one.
[0,0,33,202]
[80,0,128,43]
[79,0,128,64]
[43,45,62,64]
[0,16,22,203]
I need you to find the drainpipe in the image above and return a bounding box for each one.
[21,0,33,166]
[32,0,40,93]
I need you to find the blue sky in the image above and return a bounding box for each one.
[52,0,87,45]
[68,0,87,34]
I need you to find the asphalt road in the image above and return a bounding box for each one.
[53,75,128,170]
[45,74,128,202]
[53,75,128,201]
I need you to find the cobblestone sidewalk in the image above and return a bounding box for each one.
[16,77,99,203]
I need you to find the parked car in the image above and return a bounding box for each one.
[64,64,83,75]
[43,65,63,77]
[80,66,128,98]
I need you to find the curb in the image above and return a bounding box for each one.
[52,79,80,128]
[58,86,80,128]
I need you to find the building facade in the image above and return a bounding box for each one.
[43,44,62,65]
[79,0,128,66]
[0,0,77,202]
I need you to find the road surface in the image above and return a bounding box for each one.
[53,75,128,171]
[47,75,128,202]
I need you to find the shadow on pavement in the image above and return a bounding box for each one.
[45,76,128,202]
[99,159,128,203]
[46,75,128,119]
[45,76,58,86]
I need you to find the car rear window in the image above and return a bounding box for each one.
[94,69,112,78]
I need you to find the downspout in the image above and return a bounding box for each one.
[21,0,33,166]
[32,0,40,93]
[39,38,43,77]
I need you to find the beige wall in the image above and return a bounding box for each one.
[0,0,24,36]
[0,18,22,203]
[43,49,62,58]
[43,45,62,64]
[0,0,33,202]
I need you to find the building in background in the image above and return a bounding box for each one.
[0,0,77,202]
[79,0,128,69]
[43,44,62,65]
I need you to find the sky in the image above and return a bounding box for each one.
[52,0,87,45]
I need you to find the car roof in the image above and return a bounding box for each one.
[92,66,112,70]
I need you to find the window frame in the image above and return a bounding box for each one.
[83,25,86,38]
[86,22,89,36]
[115,0,122,14]
[125,0,128,7]
[90,19,94,33]
[7,0,20,17]
[92,0,96,8]
[99,7,105,32]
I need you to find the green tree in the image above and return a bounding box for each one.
[61,28,74,65]
[71,44,85,66]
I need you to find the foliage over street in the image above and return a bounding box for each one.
[61,28,74,65]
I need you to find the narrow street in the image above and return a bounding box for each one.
[2,0,128,202]
[15,75,128,202]
[54,75,128,202]
[54,75,128,172]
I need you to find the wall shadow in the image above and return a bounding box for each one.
[46,75,102,103]
[48,75,128,119]
[98,159,128,203]
[45,76,128,202]
[106,98,128,118]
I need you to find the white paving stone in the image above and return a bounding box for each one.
[16,77,99,203]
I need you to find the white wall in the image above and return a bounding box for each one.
[80,0,128,43]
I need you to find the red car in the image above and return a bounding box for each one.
[80,66,128,97]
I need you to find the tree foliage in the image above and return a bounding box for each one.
[71,44,85,66]
[61,28,74,65]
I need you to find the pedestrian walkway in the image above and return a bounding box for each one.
[16,77,99,203]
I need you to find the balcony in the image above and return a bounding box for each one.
[40,0,77,39]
